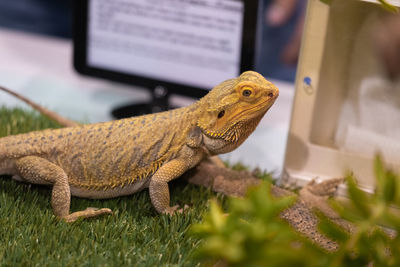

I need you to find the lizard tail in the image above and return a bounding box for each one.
[0,85,79,127]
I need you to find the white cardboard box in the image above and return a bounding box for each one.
[282,0,400,192]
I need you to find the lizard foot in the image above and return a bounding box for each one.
[163,204,190,216]
[303,178,344,196]
[300,178,344,219]
[62,207,113,223]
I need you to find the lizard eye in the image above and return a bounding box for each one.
[217,110,225,119]
[242,89,252,97]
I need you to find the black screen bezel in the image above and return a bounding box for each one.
[73,0,259,98]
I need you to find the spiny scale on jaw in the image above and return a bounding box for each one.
[205,130,225,139]
[206,113,266,146]
[226,129,239,143]
[200,122,240,143]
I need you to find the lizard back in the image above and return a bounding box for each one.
[0,104,199,189]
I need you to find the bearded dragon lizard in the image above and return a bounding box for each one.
[0,71,279,222]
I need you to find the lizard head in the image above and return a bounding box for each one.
[197,71,279,154]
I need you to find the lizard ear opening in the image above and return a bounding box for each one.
[186,126,203,148]
[217,110,225,119]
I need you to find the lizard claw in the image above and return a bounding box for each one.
[163,204,190,216]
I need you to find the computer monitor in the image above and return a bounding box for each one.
[73,0,260,117]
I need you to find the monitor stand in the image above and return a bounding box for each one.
[111,86,177,119]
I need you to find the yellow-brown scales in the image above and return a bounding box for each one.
[0,71,278,190]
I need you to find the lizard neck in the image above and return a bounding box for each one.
[192,84,273,155]
[200,111,265,155]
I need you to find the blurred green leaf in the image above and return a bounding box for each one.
[374,155,398,204]
[383,171,397,204]
[378,0,399,13]
[317,211,350,244]
[375,154,386,196]
[191,182,317,266]
[209,200,226,231]
[194,155,400,266]
[346,174,371,218]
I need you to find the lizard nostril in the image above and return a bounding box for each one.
[268,92,274,97]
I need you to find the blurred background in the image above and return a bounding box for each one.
[0,0,305,82]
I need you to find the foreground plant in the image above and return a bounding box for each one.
[327,156,400,266]
[192,155,400,266]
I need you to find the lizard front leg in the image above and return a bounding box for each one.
[149,158,192,214]
[15,156,112,222]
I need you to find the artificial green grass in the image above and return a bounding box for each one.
[0,107,226,266]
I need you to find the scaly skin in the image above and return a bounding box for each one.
[0,71,279,222]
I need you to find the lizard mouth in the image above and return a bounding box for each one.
[200,97,277,141]
[230,98,275,123]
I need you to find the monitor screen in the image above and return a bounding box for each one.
[74,0,258,97]
[87,0,244,89]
